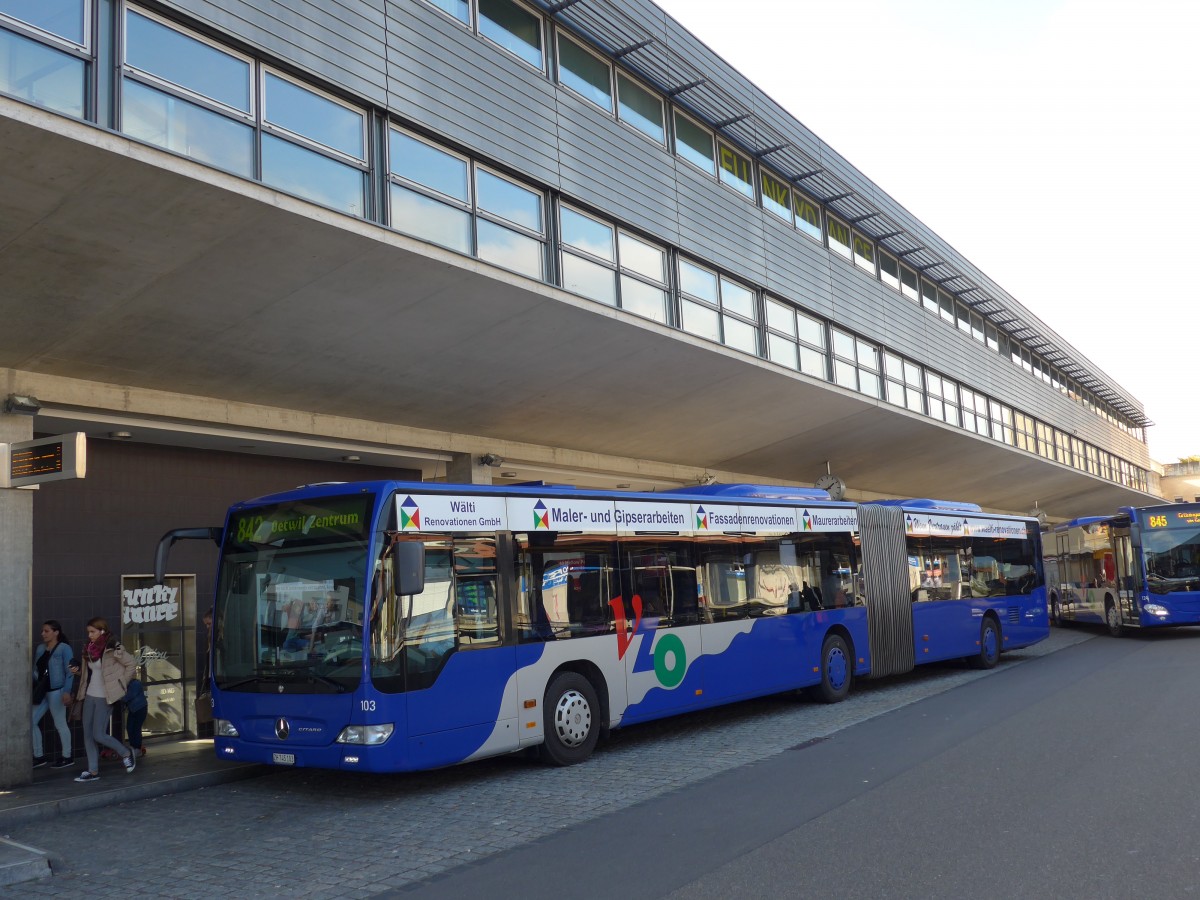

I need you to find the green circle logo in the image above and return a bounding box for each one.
[654,633,687,688]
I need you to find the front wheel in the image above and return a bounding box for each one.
[539,672,600,766]
[1105,596,1125,637]
[1050,595,1063,627]
[812,634,852,703]
[968,617,1001,669]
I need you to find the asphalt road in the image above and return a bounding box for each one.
[392,628,1200,900]
[11,626,1197,898]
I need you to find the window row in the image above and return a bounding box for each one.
[0,0,1146,453]
[418,0,1143,441]
[515,532,862,643]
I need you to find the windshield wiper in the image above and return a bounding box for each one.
[305,671,347,693]
[218,674,282,691]
[219,666,346,693]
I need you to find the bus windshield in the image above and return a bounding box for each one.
[1144,525,1200,594]
[213,494,375,693]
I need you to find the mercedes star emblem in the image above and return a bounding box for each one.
[275,717,289,740]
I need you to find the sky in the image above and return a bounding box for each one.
[655,0,1198,464]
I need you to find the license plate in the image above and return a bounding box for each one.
[272,752,295,766]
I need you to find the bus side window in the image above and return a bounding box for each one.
[517,540,616,640]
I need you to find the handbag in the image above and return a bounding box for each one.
[32,671,50,705]
[69,697,84,721]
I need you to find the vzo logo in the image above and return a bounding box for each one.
[609,595,687,689]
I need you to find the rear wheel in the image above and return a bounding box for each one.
[1105,596,1125,637]
[539,672,599,766]
[813,634,852,703]
[968,617,1001,669]
[1050,595,1063,627]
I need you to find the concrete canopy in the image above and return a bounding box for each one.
[0,100,1157,520]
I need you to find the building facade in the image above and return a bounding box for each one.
[1160,461,1200,504]
[0,0,1158,781]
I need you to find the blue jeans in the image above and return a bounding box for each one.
[32,688,72,760]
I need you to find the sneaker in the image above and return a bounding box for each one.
[138,747,147,758]
[123,754,136,774]
[51,758,75,769]
[74,771,100,783]
[32,757,48,769]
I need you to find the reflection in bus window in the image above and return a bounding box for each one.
[516,535,616,640]
[620,541,699,627]
[698,535,859,618]
[369,534,498,692]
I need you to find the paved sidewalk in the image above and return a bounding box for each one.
[0,737,269,884]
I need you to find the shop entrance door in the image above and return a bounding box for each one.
[120,574,199,737]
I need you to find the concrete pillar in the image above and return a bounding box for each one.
[445,452,497,485]
[0,412,33,787]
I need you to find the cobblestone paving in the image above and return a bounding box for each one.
[5,630,1092,898]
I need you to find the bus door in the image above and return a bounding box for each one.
[1111,529,1140,623]
[620,544,704,724]
[402,536,518,766]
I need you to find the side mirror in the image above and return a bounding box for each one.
[390,541,425,596]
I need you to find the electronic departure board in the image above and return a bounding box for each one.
[1,433,86,488]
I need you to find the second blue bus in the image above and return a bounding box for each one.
[1046,502,1200,634]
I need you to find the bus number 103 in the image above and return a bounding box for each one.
[360,700,376,711]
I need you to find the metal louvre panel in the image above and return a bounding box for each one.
[857,504,915,678]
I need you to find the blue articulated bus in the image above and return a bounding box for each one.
[1046,502,1200,635]
[157,481,1047,771]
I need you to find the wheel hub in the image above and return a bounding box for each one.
[553,690,592,747]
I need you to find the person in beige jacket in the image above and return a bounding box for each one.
[69,617,138,783]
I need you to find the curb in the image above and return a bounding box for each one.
[0,838,52,887]
[0,763,270,830]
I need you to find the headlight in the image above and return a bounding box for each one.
[1144,603,1169,617]
[336,724,394,745]
[215,718,240,738]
